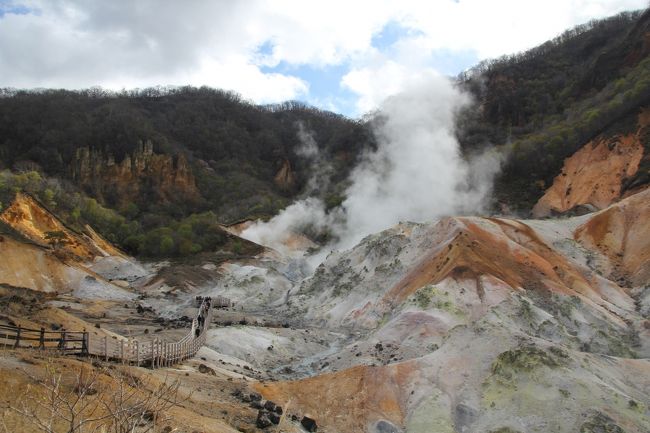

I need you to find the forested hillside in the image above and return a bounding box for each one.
[0,87,372,256]
[458,9,650,210]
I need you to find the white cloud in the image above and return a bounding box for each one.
[337,0,648,114]
[0,0,646,109]
[342,61,436,114]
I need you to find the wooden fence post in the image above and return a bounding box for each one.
[120,340,124,364]
[82,331,88,356]
[39,327,45,349]
[135,340,139,367]
[104,336,108,361]
[60,329,67,352]
[13,326,21,349]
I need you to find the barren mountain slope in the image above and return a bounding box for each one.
[254,189,650,433]
[0,193,143,296]
[533,109,650,217]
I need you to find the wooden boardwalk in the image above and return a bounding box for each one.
[0,298,215,369]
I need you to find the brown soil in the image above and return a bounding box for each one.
[533,111,649,217]
[575,187,650,286]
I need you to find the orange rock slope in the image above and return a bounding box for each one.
[258,189,650,433]
[255,362,416,433]
[0,234,83,292]
[0,193,114,261]
[0,193,132,293]
[357,215,634,328]
[533,110,649,217]
[575,187,650,287]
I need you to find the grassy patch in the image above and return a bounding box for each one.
[491,345,569,380]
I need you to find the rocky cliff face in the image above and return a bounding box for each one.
[273,158,296,191]
[0,193,105,261]
[0,193,143,295]
[533,110,650,217]
[71,140,199,207]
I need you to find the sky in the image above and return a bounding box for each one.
[0,0,647,117]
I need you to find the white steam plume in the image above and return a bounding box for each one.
[240,122,338,257]
[295,121,334,196]
[242,71,502,258]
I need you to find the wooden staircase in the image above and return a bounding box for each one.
[1,298,215,369]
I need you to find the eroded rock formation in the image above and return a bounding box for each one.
[71,140,199,207]
[273,158,296,191]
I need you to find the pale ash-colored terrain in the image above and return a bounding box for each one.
[1,165,649,432]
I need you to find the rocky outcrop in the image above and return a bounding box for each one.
[71,140,199,207]
[0,194,140,294]
[0,233,83,293]
[0,193,106,261]
[532,111,649,217]
[575,187,650,287]
[273,158,296,191]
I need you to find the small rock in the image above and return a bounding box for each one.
[301,416,317,432]
[263,400,276,412]
[256,411,272,429]
[197,364,216,375]
[269,412,281,425]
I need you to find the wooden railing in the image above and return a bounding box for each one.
[0,298,215,369]
[0,324,88,354]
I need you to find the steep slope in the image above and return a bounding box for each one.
[255,189,650,433]
[460,9,650,212]
[0,233,87,293]
[0,192,114,261]
[0,194,142,296]
[294,214,635,332]
[575,187,650,287]
[533,109,650,217]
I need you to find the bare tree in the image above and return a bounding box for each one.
[1,361,184,433]
[99,369,183,433]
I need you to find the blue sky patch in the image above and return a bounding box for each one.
[261,61,358,115]
[371,21,424,49]
[0,1,32,18]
